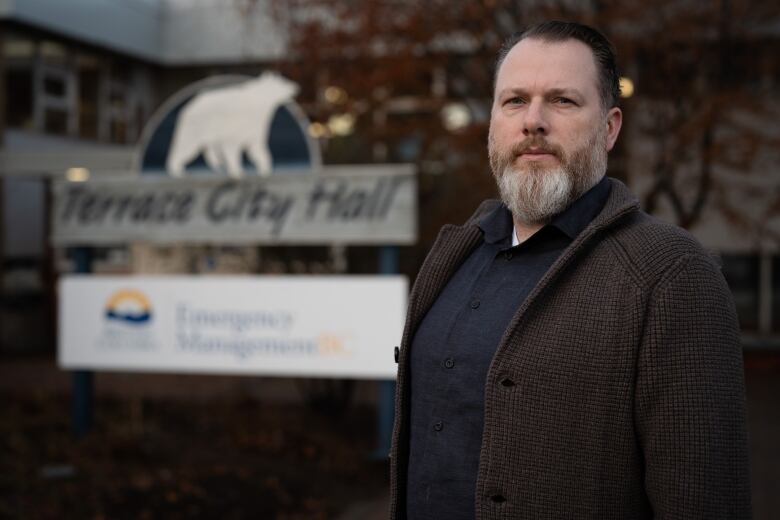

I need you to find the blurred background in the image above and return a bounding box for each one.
[1,0,778,518]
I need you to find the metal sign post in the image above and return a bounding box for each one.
[70,247,94,437]
[374,245,399,459]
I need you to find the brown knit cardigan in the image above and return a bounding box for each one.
[390,179,751,519]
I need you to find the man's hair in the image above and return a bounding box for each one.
[495,21,621,110]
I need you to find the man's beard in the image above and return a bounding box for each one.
[488,128,607,226]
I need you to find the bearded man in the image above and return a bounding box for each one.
[390,21,751,519]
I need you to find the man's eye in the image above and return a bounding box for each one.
[555,97,576,105]
[505,97,524,105]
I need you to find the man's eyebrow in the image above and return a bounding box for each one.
[496,87,529,99]
[546,87,585,99]
[495,87,585,99]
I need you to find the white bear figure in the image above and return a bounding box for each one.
[166,73,300,178]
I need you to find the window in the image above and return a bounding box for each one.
[772,256,780,332]
[43,76,66,97]
[78,67,100,139]
[721,254,759,331]
[5,68,34,129]
[4,33,35,130]
[38,66,75,136]
[43,109,69,135]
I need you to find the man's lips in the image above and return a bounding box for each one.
[509,140,562,163]
[517,150,557,160]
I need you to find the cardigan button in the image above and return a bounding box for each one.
[490,494,506,504]
[499,377,515,388]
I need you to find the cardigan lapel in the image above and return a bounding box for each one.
[404,180,639,342]
[489,178,640,361]
[405,223,484,340]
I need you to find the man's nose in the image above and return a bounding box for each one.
[522,99,548,136]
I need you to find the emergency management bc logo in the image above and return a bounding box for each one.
[97,289,157,351]
[105,289,153,326]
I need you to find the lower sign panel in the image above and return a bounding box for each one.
[59,275,407,379]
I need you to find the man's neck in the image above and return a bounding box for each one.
[512,219,545,245]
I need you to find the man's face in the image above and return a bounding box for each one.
[488,37,622,225]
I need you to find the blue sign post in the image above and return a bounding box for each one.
[374,245,399,459]
[71,247,94,438]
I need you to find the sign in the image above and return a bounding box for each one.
[51,165,416,245]
[166,73,300,177]
[59,275,407,379]
[137,73,321,176]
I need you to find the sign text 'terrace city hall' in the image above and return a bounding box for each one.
[52,166,416,245]
[51,74,416,246]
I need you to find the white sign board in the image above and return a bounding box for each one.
[59,275,406,379]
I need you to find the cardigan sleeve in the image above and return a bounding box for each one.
[634,254,751,519]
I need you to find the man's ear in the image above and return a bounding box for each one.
[605,107,622,152]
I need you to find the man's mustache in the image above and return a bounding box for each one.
[509,138,564,160]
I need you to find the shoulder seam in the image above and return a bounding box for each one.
[604,235,645,290]
[651,252,717,299]
[606,212,716,292]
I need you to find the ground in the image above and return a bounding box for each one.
[0,362,388,520]
[2,354,779,519]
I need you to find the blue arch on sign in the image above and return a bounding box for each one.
[139,93,312,175]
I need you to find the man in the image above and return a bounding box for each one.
[390,21,751,519]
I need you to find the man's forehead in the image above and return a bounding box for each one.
[496,37,599,93]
